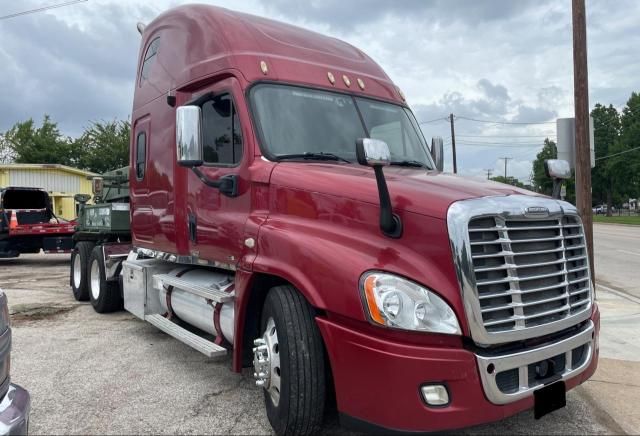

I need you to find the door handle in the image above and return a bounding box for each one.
[191,169,239,198]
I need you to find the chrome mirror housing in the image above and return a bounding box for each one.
[544,159,571,180]
[91,177,104,196]
[355,138,391,167]
[176,106,203,167]
[431,136,444,171]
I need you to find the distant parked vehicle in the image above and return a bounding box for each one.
[0,187,75,258]
[0,289,30,434]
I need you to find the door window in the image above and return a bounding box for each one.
[201,94,243,165]
[135,132,146,180]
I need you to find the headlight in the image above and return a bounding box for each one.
[360,272,461,335]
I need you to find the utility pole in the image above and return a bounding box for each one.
[572,0,595,282]
[449,113,457,173]
[500,157,512,179]
[484,169,493,180]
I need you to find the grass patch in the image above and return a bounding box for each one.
[593,215,640,225]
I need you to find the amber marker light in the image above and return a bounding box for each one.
[363,274,385,325]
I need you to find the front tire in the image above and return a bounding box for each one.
[256,285,326,435]
[88,246,122,313]
[70,241,94,301]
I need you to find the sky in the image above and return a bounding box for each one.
[1,0,639,182]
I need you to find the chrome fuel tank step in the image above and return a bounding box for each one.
[146,314,227,358]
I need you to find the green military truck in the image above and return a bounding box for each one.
[70,167,132,312]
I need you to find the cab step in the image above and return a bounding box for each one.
[146,314,227,357]
[153,274,234,303]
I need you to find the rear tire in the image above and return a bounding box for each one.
[259,285,326,435]
[70,241,94,301]
[88,246,122,313]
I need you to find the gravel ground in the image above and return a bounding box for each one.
[2,254,616,434]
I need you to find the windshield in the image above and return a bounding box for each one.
[250,84,434,169]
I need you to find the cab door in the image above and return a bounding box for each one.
[186,77,251,267]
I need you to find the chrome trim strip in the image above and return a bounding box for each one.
[134,247,236,271]
[447,195,593,345]
[476,321,594,405]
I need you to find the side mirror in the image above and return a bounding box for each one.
[356,138,391,167]
[74,193,91,204]
[176,105,203,167]
[92,177,104,196]
[430,136,444,171]
[544,159,571,180]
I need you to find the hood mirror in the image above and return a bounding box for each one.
[430,137,444,172]
[544,159,571,200]
[544,159,571,180]
[356,138,390,167]
[356,138,402,238]
[176,105,203,167]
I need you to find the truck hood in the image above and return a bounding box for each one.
[270,163,540,220]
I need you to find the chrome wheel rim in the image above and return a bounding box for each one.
[253,317,281,406]
[72,254,82,289]
[90,259,100,300]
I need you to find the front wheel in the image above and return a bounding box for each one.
[88,246,122,313]
[254,285,326,435]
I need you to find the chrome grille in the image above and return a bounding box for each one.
[468,215,590,333]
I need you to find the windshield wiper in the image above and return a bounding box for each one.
[390,160,428,168]
[276,152,352,164]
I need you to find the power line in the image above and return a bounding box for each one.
[456,134,556,138]
[0,0,88,21]
[419,116,448,125]
[456,142,544,147]
[594,145,640,161]
[456,115,556,125]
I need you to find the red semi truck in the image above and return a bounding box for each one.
[71,5,599,433]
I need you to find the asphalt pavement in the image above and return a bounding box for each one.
[593,223,640,298]
[2,222,639,434]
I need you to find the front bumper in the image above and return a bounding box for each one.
[0,384,30,435]
[316,306,599,433]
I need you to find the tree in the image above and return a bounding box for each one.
[1,116,130,174]
[490,175,527,189]
[590,104,620,215]
[76,120,130,173]
[532,138,576,202]
[0,133,15,163]
[3,115,79,166]
[608,92,640,206]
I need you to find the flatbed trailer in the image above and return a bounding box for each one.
[0,188,75,258]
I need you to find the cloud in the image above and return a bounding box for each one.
[0,0,637,180]
[262,0,545,31]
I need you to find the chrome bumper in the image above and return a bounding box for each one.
[476,321,595,405]
[0,384,30,435]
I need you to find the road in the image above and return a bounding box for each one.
[593,223,640,298]
[0,254,620,435]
